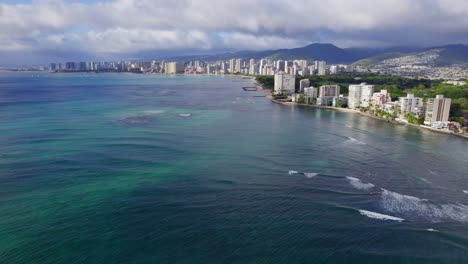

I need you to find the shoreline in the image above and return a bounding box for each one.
[270,99,468,140]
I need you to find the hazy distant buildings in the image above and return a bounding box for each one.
[274,72,295,95]
[424,95,451,126]
[348,83,375,109]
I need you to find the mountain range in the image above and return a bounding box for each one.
[166,43,468,67]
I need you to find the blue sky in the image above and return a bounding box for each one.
[1,0,468,64]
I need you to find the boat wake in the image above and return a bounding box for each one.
[380,189,468,223]
[358,209,404,222]
[346,176,375,190]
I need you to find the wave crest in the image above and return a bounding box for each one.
[346,176,375,190]
[359,210,404,222]
[380,189,468,223]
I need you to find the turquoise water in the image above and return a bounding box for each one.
[0,72,467,263]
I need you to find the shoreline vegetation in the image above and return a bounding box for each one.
[246,75,468,140]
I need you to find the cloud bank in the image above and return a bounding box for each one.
[1,0,468,63]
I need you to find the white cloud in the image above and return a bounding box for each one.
[0,0,467,62]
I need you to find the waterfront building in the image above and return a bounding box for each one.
[424,95,452,126]
[304,86,318,104]
[348,83,375,109]
[319,85,340,98]
[372,89,391,109]
[317,96,336,106]
[164,62,185,74]
[299,79,310,93]
[274,72,295,95]
[398,94,424,119]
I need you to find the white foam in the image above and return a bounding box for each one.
[346,125,352,128]
[463,190,468,194]
[380,189,468,223]
[426,228,439,232]
[304,172,318,178]
[346,176,375,190]
[347,137,366,145]
[288,170,299,175]
[359,210,404,222]
[178,113,192,117]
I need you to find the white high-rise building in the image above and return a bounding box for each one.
[274,73,295,95]
[304,86,318,103]
[424,95,451,126]
[317,61,327,75]
[348,83,375,109]
[235,59,242,73]
[399,94,424,119]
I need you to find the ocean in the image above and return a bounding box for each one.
[0,72,467,263]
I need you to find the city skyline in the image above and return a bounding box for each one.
[1,0,468,64]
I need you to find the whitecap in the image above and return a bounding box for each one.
[304,172,318,178]
[346,176,375,190]
[178,113,192,117]
[463,190,468,194]
[358,210,404,222]
[143,110,166,115]
[288,170,299,175]
[380,189,468,223]
[426,228,439,232]
[346,125,352,128]
[346,137,366,145]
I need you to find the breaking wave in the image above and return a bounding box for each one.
[346,137,366,145]
[304,172,318,178]
[463,190,468,194]
[380,189,468,223]
[358,210,404,222]
[346,176,375,190]
[288,170,298,175]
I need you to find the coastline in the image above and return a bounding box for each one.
[270,99,468,140]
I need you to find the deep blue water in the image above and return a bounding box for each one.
[0,71,467,263]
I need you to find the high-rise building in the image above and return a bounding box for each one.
[304,87,318,103]
[164,62,185,74]
[372,89,391,109]
[276,60,285,72]
[229,59,235,73]
[424,95,451,126]
[274,73,295,95]
[299,79,310,93]
[317,61,327,75]
[319,85,340,98]
[235,58,242,73]
[399,94,424,119]
[348,83,375,109]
